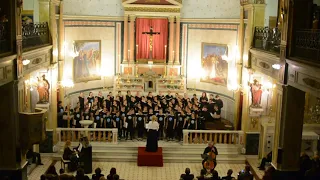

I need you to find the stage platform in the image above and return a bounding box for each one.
[137,147,163,167]
[53,141,245,164]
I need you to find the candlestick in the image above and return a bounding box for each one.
[165,45,167,60]
[136,45,138,56]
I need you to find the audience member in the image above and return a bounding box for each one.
[46,165,58,176]
[99,177,106,180]
[92,168,104,180]
[211,170,220,180]
[262,166,275,180]
[107,167,117,180]
[300,152,312,177]
[197,169,207,180]
[75,168,90,180]
[221,169,235,180]
[40,175,46,180]
[238,165,253,180]
[113,174,120,180]
[180,168,194,180]
[26,148,43,165]
[258,151,272,170]
[305,158,320,180]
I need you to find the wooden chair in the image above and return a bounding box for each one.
[60,156,71,170]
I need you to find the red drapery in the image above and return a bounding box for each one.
[136,18,168,60]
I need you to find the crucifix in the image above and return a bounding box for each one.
[142,26,160,59]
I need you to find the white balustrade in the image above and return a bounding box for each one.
[183,130,244,145]
[56,128,118,144]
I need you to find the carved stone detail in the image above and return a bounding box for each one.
[303,78,320,90]
[32,58,42,65]
[258,61,270,69]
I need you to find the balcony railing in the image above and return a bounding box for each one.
[0,22,10,54]
[294,29,320,63]
[240,0,265,6]
[253,26,281,54]
[22,22,50,50]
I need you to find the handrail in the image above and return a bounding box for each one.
[294,29,320,62]
[22,22,50,49]
[183,129,244,145]
[253,26,281,53]
[56,128,118,144]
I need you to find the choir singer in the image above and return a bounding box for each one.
[145,116,159,152]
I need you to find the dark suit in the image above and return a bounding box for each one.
[221,175,234,180]
[238,172,253,180]
[180,174,194,180]
[92,174,104,180]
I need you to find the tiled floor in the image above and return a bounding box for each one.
[27,157,52,180]
[27,161,246,180]
[247,157,265,179]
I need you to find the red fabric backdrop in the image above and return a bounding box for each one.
[136,18,168,60]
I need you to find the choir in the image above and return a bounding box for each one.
[57,91,223,141]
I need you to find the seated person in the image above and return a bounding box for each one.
[197,169,207,180]
[46,165,58,176]
[75,168,90,180]
[113,174,120,180]
[258,151,272,170]
[92,168,104,180]
[221,169,235,180]
[107,167,117,180]
[26,148,43,165]
[211,170,220,180]
[238,165,253,180]
[202,142,218,169]
[59,168,74,180]
[63,140,79,171]
[305,158,320,179]
[180,168,194,180]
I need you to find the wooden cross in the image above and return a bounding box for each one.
[142,26,160,59]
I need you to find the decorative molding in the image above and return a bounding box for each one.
[258,61,270,69]
[181,18,240,24]
[188,23,238,30]
[303,78,320,90]
[31,58,43,65]
[124,6,180,13]
[64,20,116,27]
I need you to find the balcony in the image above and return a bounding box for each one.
[22,22,50,51]
[253,26,281,54]
[293,29,320,64]
[240,0,265,6]
[0,21,10,55]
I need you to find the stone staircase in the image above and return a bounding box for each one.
[53,141,245,164]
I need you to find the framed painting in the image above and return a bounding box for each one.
[200,43,228,86]
[73,40,101,83]
[22,10,33,24]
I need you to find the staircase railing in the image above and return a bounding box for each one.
[56,128,118,144]
[183,130,244,145]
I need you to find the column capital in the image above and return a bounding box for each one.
[124,15,129,21]
[130,15,136,22]
[175,16,180,21]
[169,16,175,22]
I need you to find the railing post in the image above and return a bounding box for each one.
[56,128,61,143]
[183,130,189,145]
[112,128,118,144]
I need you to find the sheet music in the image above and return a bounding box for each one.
[123,122,128,128]
[145,124,149,129]
[78,143,82,152]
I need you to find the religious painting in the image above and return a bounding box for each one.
[200,43,228,86]
[73,40,101,83]
[22,10,33,24]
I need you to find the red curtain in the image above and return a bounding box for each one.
[136,18,168,60]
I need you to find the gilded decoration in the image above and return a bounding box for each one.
[124,7,180,13]
[303,78,320,90]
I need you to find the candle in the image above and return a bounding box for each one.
[136,45,138,56]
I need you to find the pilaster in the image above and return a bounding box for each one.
[123,15,129,63]
[129,15,136,62]
[58,0,65,103]
[273,86,305,173]
[49,0,58,64]
[168,16,175,64]
[174,16,180,64]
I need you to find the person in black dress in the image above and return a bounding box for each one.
[73,107,82,128]
[147,108,154,123]
[136,109,146,141]
[157,108,166,140]
[200,92,208,108]
[97,91,104,108]
[166,110,176,141]
[145,116,159,152]
[58,101,64,127]
[78,92,85,111]
[124,108,135,140]
[113,111,122,140]
[87,92,94,109]
[176,108,184,141]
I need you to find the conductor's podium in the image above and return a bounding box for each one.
[137,147,163,167]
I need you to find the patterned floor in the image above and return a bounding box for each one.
[27,157,53,180]
[28,160,247,180]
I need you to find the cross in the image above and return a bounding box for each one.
[142,26,160,59]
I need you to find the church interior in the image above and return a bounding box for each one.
[1,0,320,179]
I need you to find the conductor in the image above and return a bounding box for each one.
[202,142,218,169]
[145,116,159,152]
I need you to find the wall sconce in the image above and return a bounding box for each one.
[272,64,281,70]
[22,59,30,65]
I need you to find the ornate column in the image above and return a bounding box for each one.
[123,15,129,63]
[129,15,136,62]
[58,0,65,102]
[49,0,58,64]
[168,16,175,64]
[174,16,180,64]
